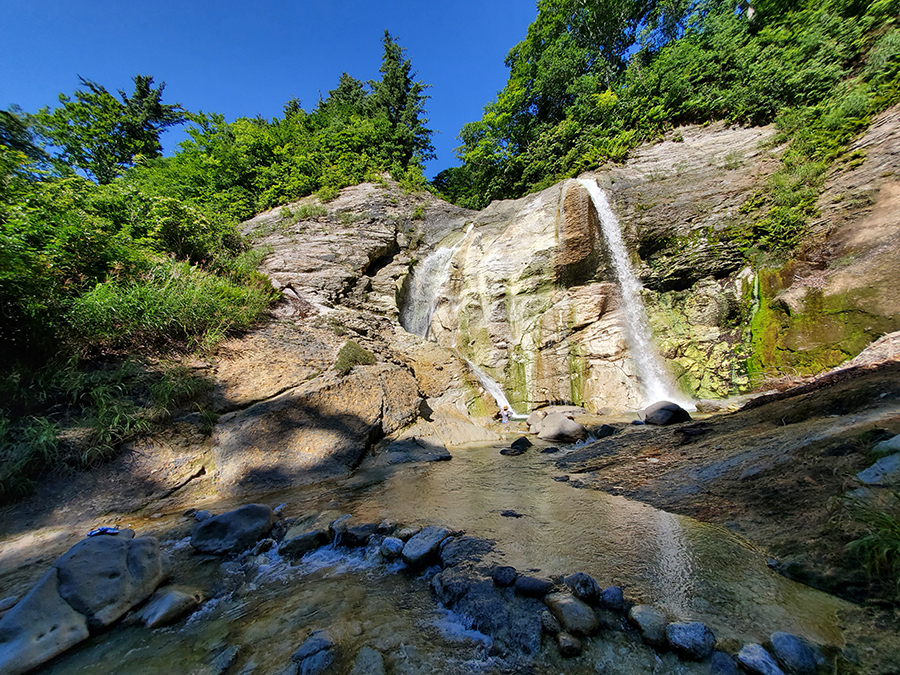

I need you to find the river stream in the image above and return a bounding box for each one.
[38,438,851,675]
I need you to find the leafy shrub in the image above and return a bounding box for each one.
[333,340,376,374]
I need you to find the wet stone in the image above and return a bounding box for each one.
[666,621,716,660]
[711,651,739,674]
[439,535,493,568]
[380,537,404,560]
[341,523,378,547]
[514,576,554,598]
[556,631,582,657]
[292,630,336,675]
[396,526,421,541]
[628,604,668,648]
[191,504,276,555]
[401,526,450,569]
[349,645,385,675]
[492,566,517,587]
[279,529,330,562]
[769,632,818,675]
[600,585,625,610]
[736,643,786,675]
[563,572,601,603]
[541,609,562,635]
[544,592,599,636]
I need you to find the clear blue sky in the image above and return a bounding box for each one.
[0,1,538,178]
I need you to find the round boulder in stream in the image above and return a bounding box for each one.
[666,621,717,660]
[536,413,588,442]
[401,526,450,569]
[640,401,692,426]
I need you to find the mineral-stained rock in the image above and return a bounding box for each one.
[401,526,450,569]
[191,504,276,555]
[544,592,599,636]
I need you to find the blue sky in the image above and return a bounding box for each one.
[0,1,538,177]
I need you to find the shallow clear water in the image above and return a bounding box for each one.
[41,441,851,675]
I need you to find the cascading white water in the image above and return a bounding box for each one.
[399,225,472,339]
[463,357,523,417]
[577,178,690,408]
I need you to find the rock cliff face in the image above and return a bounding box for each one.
[209,109,900,487]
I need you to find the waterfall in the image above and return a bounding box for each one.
[577,178,690,409]
[463,357,523,417]
[399,225,472,339]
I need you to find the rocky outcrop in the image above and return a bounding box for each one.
[212,364,421,495]
[0,530,164,675]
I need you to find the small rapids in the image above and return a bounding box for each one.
[40,441,850,675]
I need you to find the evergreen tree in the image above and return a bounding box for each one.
[371,31,435,167]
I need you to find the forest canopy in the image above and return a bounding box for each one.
[434,0,900,211]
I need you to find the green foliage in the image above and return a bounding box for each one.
[333,340,376,374]
[847,488,900,596]
[0,357,216,499]
[34,75,185,184]
[441,0,900,221]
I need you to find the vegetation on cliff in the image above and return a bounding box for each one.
[436,0,900,253]
[0,31,434,499]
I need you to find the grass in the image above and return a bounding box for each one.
[846,487,900,597]
[0,357,217,501]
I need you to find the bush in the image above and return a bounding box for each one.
[333,340,376,374]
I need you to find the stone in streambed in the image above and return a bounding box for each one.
[666,621,716,660]
[628,604,668,648]
[514,576,554,598]
[736,643,786,675]
[191,504,276,555]
[600,585,625,610]
[769,631,819,675]
[537,413,588,442]
[380,537,404,560]
[349,645,385,675]
[401,526,450,569]
[492,566,517,587]
[292,630,336,675]
[279,529,330,561]
[544,592,599,636]
[556,631,582,657]
[137,586,203,628]
[563,572,601,603]
[640,401,692,426]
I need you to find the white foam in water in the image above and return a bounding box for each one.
[431,607,493,648]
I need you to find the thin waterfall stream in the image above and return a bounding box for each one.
[577,178,691,409]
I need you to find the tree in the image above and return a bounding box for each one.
[371,31,435,167]
[35,75,185,184]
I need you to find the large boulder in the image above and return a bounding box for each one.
[191,504,277,555]
[0,530,165,675]
[640,401,692,426]
[213,365,421,495]
[537,413,588,442]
